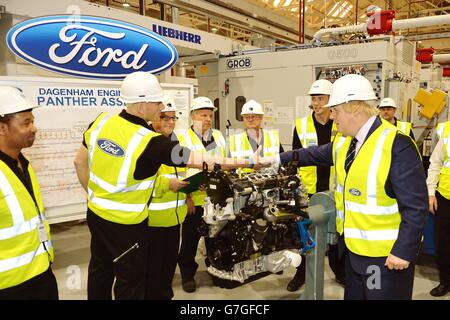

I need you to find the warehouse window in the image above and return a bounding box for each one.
[235,96,246,121]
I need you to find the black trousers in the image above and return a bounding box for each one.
[435,192,450,285]
[177,206,203,280]
[344,252,415,300]
[87,210,148,300]
[0,267,58,300]
[145,225,180,300]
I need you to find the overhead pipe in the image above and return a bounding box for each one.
[433,54,450,64]
[313,11,450,43]
[416,48,450,65]
[393,15,450,31]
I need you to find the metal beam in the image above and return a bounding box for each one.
[154,0,313,43]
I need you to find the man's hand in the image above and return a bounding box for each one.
[385,254,410,270]
[169,178,189,192]
[251,146,275,170]
[186,196,196,215]
[429,195,438,214]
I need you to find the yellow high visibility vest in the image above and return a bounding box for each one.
[229,129,280,173]
[396,121,412,136]
[178,128,226,206]
[84,113,160,224]
[436,121,450,199]
[333,121,402,257]
[295,115,337,194]
[0,160,53,290]
[148,132,188,227]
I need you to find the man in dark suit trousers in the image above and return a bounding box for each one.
[263,74,428,300]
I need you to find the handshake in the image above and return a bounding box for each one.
[189,146,279,171]
[249,146,279,170]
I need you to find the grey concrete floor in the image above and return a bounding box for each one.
[50,220,449,300]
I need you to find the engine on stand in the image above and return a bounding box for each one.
[199,160,313,288]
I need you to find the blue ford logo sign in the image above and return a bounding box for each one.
[349,188,362,196]
[97,139,125,157]
[6,15,178,80]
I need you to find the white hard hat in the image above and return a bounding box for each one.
[120,72,164,104]
[308,79,333,95]
[241,100,264,115]
[326,74,377,107]
[379,97,397,109]
[190,96,216,112]
[0,86,36,117]
[161,96,177,112]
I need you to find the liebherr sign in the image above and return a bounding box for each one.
[6,15,178,80]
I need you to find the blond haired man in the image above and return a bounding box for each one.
[269,74,427,300]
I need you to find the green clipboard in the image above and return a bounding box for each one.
[179,171,206,194]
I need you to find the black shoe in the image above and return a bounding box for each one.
[287,276,305,292]
[335,275,346,286]
[430,284,450,297]
[182,278,196,293]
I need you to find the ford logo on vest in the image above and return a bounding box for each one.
[6,15,178,80]
[349,188,362,196]
[97,139,125,157]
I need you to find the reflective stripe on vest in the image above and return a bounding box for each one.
[180,128,225,206]
[333,122,401,257]
[147,132,188,226]
[88,119,154,193]
[396,121,411,136]
[295,115,337,194]
[333,135,347,233]
[230,129,280,156]
[437,121,450,199]
[0,241,52,273]
[229,129,280,173]
[87,188,147,213]
[85,113,158,224]
[0,161,53,289]
[148,199,186,210]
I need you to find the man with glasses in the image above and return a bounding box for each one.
[287,79,345,292]
[229,99,283,172]
[145,98,194,299]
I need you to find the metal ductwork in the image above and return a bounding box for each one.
[154,0,312,44]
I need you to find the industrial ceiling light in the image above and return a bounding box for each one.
[123,0,130,7]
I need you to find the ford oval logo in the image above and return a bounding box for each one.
[6,15,178,80]
[349,188,361,196]
[97,139,125,157]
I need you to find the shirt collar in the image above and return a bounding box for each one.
[0,150,29,170]
[355,115,377,144]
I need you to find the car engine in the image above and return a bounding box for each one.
[199,159,313,286]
